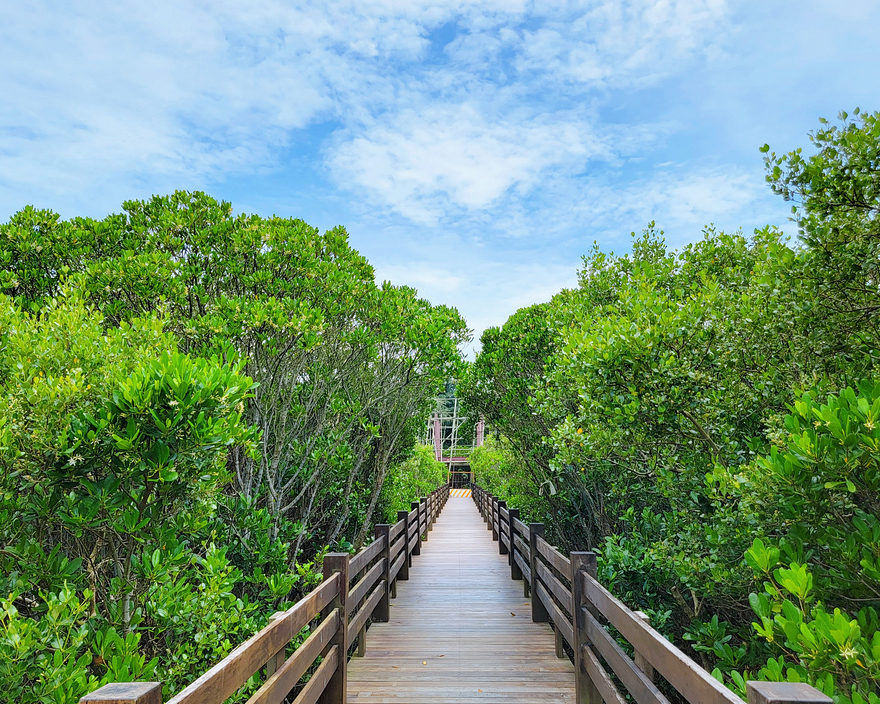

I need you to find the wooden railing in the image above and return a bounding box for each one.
[471,484,832,704]
[79,484,450,704]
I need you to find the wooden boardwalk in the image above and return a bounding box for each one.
[346,497,575,703]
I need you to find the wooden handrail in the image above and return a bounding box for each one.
[80,484,450,704]
[469,482,831,704]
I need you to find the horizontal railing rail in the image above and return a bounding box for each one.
[80,484,450,704]
[470,483,832,704]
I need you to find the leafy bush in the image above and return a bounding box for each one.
[0,292,274,702]
[0,585,156,704]
[717,539,879,703]
[379,443,446,523]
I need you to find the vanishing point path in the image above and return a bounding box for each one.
[346,495,576,703]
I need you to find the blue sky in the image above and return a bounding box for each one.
[2,0,879,354]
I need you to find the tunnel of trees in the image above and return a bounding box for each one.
[2,109,879,703]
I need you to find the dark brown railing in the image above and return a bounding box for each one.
[79,485,450,704]
[471,483,832,704]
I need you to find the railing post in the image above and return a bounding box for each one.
[79,684,162,704]
[265,610,287,675]
[410,501,421,556]
[571,551,600,704]
[420,497,428,542]
[529,523,549,622]
[426,492,432,533]
[633,611,654,681]
[374,524,391,622]
[498,500,507,555]
[509,508,522,579]
[319,553,349,704]
[555,624,566,658]
[397,510,410,580]
[489,495,496,534]
[746,683,832,704]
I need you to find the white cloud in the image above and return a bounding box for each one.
[374,263,465,293]
[0,0,733,217]
[327,105,607,224]
[7,0,867,342]
[516,0,729,88]
[522,165,770,247]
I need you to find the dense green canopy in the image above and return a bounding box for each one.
[0,193,467,701]
[461,111,880,703]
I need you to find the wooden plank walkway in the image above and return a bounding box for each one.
[346,497,575,703]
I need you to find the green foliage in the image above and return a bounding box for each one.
[379,444,446,522]
[718,539,879,703]
[0,585,158,704]
[468,435,553,525]
[762,108,880,364]
[731,383,880,600]
[0,191,468,702]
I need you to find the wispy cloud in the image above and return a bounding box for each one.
[328,105,609,224]
[0,0,730,211]
[2,0,877,342]
[515,0,728,88]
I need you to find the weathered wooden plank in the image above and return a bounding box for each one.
[535,559,572,618]
[347,496,574,703]
[512,517,530,540]
[374,525,391,622]
[746,682,832,704]
[349,559,384,611]
[389,550,406,582]
[582,573,742,704]
[500,506,509,521]
[350,538,383,577]
[319,553,348,703]
[585,610,671,704]
[500,532,510,550]
[508,507,522,580]
[581,644,629,704]
[390,518,405,541]
[389,534,406,561]
[536,581,574,648]
[291,644,338,704]
[245,609,340,704]
[514,534,530,563]
[536,538,571,578]
[80,683,161,704]
[409,533,419,552]
[347,581,386,644]
[515,550,531,585]
[166,573,340,704]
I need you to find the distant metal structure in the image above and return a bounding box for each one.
[426,393,484,487]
